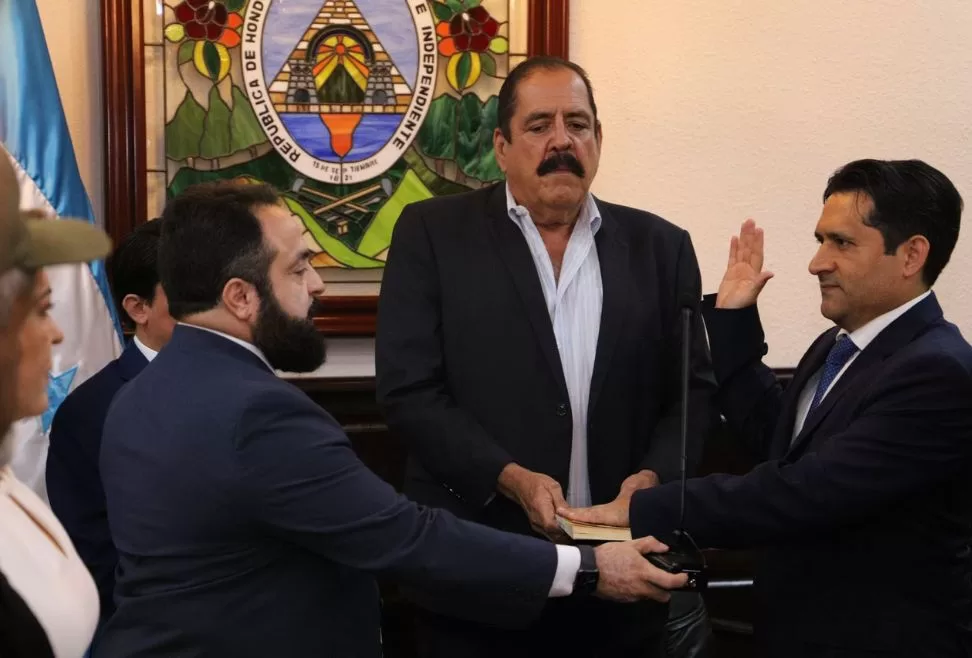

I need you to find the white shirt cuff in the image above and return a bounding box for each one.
[548,545,581,597]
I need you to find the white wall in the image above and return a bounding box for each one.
[39,0,972,369]
[36,0,104,226]
[572,0,972,365]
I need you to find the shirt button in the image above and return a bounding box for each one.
[556,403,568,417]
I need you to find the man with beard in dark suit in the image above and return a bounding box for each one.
[95,181,688,658]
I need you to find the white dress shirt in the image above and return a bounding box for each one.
[792,291,931,438]
[506,184,602,509]
[132,335,159,362]
[179,322,584,596]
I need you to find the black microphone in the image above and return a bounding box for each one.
[644,294,708,590]
[678,303,691,529]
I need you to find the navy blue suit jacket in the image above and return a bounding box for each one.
[630,293,972,657]
[47,341,148,624]
[96,326,557,658]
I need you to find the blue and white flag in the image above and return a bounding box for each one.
[0,0,122,501]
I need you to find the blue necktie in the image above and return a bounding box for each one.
[807,334,858,414]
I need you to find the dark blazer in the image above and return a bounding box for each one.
[47,341,148,623]
[95,325,557,658]
[376,183,716,631]
[631,293,972,657]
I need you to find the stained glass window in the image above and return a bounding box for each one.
[142,0,531,286]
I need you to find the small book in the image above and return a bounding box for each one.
[556,516,632,542]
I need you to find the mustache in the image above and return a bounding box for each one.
[537,152,585,177]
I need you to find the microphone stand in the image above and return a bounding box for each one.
[644,306,708,590]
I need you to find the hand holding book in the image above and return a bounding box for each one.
[497,463,569,542]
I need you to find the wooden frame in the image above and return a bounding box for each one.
[101,0,569,335]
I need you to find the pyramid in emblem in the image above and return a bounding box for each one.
[268,0,413,158]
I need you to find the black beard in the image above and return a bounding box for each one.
[251,290,326,373]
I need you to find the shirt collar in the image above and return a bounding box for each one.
[505,182,602,234]
[132,335,159,362]
[177,322,275,372]
[839,290,931,350]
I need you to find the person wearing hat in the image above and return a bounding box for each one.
[0,152,111,657]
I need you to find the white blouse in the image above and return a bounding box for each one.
[0,465,99,657]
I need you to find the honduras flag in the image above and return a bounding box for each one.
[0,0,122,501]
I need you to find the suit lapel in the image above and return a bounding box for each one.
[786,336,866,456]
[587,201,629,418]
[786,293,944,456]
[484,184,568,395]
[767,328,836,456]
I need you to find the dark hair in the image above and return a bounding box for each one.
[497,56,598,142]
[823,159,963,286]
[108,219,163,329]
[159,181,280,319]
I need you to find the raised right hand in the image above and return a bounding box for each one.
[497,463,568,542]
[593,536,689,602]
[715,219,775,309]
